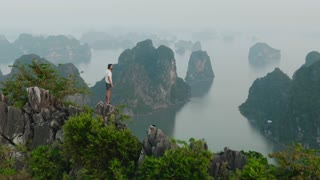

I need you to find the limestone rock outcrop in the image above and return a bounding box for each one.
[0,87,83,149]
[210,147,247,179]
[138,125,175,165]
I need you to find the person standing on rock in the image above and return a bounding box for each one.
[105,64,113,104]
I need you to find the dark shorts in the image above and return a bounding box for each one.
[106,83,112,90]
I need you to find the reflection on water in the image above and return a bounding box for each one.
[189,80,214,97]
[128,105,184,141]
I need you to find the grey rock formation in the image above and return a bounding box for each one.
[248,42,281,66]
[209,147,247,178]
[95,101,127,129]
[0,86,84,149]
[138,125,176,165]
[27,87,54,113]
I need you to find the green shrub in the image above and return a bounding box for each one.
[63,113,141,179]
[136,139,213,180]
[269,143,320,179]
[1,60,88,108]
[30,145,68,180]
[0,145,16,176]
[231,151,276,180]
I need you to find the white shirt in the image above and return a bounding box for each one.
[105,69,112,84]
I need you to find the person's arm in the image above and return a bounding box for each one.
[108,76,113,87]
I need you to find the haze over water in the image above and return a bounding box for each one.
[74,32,320,156]
[1,0,320,156]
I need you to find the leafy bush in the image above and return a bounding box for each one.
[269,143,320,179]
[136,139,213,180]
[0,145,16,176]
[30,145,68,180]
[63,113,141,179]
[231,151,277,180]
[1,60,87,108]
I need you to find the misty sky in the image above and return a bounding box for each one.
[1,0,320,36]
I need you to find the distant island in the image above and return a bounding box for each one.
[0,35,22,63]
[81,31,175,50]
[248,42,281,66]
[185,50,214,97]
[0,34,91,64]
[174,40,202,55]
[240,51,320,148]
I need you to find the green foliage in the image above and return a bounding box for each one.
[136,139,213,180]
[0,145,16,176]
[30,145,68,180]
[231,151,276,180]
[1,60,88,108]
[269,143,320,179]
[114,104,132,122]
[63,113,141,179]
[0,145,31,179]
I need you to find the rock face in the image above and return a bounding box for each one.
[0,87,84,148]
[0,35,22,63]
[240,58,320,148]
[0,87,124,149]
[138,125,175,165]
[210,147,247,179]
[248,42,281,66]
[90,39,190,114]
[13,33,91,64]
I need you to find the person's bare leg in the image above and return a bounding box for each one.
[106,89,111,104]
[106,90,108,103]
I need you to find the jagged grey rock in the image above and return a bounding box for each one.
[0,86,88,149]
[209,147,247,178]
[68,105,83,117]
[0,94,7,103]
[138,125,175,165]
[27,87,53,113]
[95,101,115,122]
[32,122,55,148]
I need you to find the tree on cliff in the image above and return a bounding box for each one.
[1,59,88,108]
